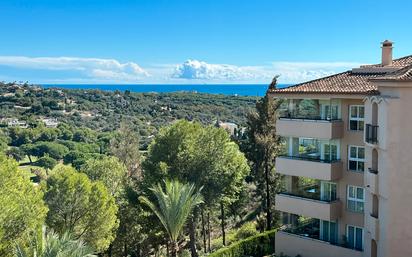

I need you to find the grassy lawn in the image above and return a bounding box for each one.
[18,155,44,177]
[18,165,45,177]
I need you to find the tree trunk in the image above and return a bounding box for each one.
[108,244,113,257]
[220,201,226,246]
[207,210,211,252]
[171,241,177,257]
[201,208,207,253]
[189,211,199,257]
[28,155,32,164]
[265,156,272,230]
[124,242,128,257]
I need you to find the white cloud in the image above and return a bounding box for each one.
[0,56,149,81]
[0,55,364,84]
[172,59,363,84]
[173,59,271,82]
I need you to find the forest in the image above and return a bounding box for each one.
[0,82,257,148]
[0,81,284,257]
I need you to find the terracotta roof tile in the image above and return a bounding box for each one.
[269,55,412,95]
[372,64,412,81]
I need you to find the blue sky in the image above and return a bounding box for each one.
[0,0,411,84]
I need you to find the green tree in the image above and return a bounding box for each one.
[140,180,203,257]
[36,155,58,170]
[143,120,250,254]
[16,229,96,257]
[0,130,9,152]
[44,164,119,252]
[82,156,127,198]
[0,155,48,256]
[23,142,69,160]
[243,77,283,230]
[110,122,141,178]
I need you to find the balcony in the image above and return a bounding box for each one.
[365,168,378,195]
[275,230,363,257]
[366,214,379,241]
[276,193,342,221]
[277,118,343,139]
[276,156,343,180]
[365,124,378,144]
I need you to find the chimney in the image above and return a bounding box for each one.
[381,40,393,66]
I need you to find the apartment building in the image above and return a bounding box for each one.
[269,41,412,257]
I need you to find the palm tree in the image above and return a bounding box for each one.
[140,180,203,257]
[15,229,96,257]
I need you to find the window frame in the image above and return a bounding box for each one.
[349,105,365,131]
[347,185,365,213]
[348,145,365,172]
[346,225,364,251]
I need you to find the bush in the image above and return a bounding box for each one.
[36,155,58,170]
[234,222,258,241]
[208,229,276,257]
[211,222,258,251]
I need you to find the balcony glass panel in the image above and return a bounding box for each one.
[279,99,341,120]
[281,177,337,202]
[282,216,362,251]
[283,217,338,244]
[280,137,340,162]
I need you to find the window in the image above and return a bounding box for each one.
[346,225,363,251]
[348,146,365,172]
[321,181,337,201]
[320,220,338,244]
[349,105,364,131]
[347,185,364,213]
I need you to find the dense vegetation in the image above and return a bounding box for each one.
[0,81,284,257]
[0,82,257,148]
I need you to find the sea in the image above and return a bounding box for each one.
[41,84,290,97]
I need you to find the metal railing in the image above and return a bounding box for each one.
[365,124,378,144]
[278,154,341,164]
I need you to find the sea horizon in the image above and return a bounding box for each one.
[41,83,291,96]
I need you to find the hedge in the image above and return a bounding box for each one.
[208,229,276,257]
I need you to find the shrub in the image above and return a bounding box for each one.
[208,229,276,257]
[234,222,258,241]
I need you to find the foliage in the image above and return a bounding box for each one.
[139,180,203,257]
[36,155,58,170]
[143,120,250,254]
[143,120,250,207]
[110,121,141,178]
[0,155,48,256]
[15,229,96,257]
[5,146,25,161]
[23,141,69,160]
[82,156,127,197]
[210,222,258,251]
[234,222,258,241]
[242,79,283,230]
[207,229,276,257]
[44,164,119,252]
[0,83,257,149]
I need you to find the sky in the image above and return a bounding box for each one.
[0,0,412,84]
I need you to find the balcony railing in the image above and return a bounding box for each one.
[365,124,378,144]
[281,221,362,252]
[278,191,338,203]
[279,154,340,164]
[280,114,341,121]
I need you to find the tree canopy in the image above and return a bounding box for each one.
[44,164,119,252]
[0,155,48,256]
